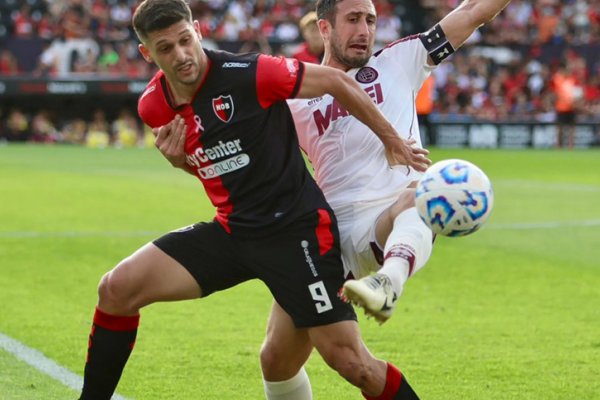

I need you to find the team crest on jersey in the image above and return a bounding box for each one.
[356,67,378,84]
[212,95,234,123]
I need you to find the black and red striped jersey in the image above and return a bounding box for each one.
[138,49,331,236]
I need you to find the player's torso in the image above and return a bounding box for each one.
[141,51,327,234]
[289,38,430,211]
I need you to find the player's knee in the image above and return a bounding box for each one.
[97,259,139,313]
[260,340,294,379]
[392,188,416,215]
[259,340,278,372]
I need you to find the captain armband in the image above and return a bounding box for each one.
[418,24,455,65]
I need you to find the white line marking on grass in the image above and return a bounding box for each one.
[0,332,130,400]
[489,219,600,230]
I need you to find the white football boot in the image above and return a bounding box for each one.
[342,273,399,324]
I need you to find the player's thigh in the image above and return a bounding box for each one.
[151,221,254,298]
[99,242,201,313]
[251,209,356,329]
[261,301,313,380]
[374,183,418,246]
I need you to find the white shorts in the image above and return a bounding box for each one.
[335,193,400,279]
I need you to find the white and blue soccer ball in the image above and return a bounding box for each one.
[415,159,494,237]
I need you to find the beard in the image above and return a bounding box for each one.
[329,38,372,69]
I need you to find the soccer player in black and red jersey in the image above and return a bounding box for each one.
[77,0,430,399]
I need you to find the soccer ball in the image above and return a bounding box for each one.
[415,159,493,237]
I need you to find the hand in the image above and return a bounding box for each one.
[383,136,431,172]
[153,114,187,169]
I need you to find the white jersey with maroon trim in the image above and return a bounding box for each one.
[288,36,434,211]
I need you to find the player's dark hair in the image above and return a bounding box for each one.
[316,0,342,25]
[133,0,193,41]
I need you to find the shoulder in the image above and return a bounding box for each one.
[206,49,259,71]
[373,34,424,58]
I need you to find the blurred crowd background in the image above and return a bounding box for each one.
[0,0,598,147]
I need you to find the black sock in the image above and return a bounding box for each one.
[362,363,419,400]
[79,307,139,400]
[394,375,419,400]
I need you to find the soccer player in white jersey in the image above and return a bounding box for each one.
[260,0,512,398]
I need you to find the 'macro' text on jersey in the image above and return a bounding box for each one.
[313,83,383,136]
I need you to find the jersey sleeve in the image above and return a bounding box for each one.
[256,54,305,109]
[376,36,434,92]
[137,75,176,128]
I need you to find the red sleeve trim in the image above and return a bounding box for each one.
[256,55,304,108]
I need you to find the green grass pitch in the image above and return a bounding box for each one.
[0,144,599,399]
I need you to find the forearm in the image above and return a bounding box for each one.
[323,72,398,145]
[440,0,511,49]
[467,0,511,25]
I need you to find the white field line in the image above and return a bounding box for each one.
[0,332,130,400]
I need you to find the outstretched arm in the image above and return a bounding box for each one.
[297,62,431,172]
[434,0,511,60]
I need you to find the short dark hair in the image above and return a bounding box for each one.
[316,0,340,24]
[133,0,193,41]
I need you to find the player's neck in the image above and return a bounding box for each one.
[168,54,210,106]
[322,52,352,73]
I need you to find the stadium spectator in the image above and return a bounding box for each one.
[552,62,583,148]
[86,108,111,148]
[112,108,140,148]
[60,117,87,144]
[36,13,57,40]
[2,108,30,142]
[416,75,436,144]
[12,3,35,39]
[291,11,324,64]
[0,49,19,75]
[89,0,111,41]
[97,42,119,73]
[374,0,402,46]
[30,109,59,143]
[32,38,63,76]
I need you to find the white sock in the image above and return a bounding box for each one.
[263,367,312,400]
[378,207,433,295]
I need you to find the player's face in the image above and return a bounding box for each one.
[139,20,205,87]
[328,0,376,69]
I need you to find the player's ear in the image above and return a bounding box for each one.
[193,20,203,40]
[318,19,330,40]
[138,43,153,63]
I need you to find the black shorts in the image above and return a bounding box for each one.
[153,208,356,328]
